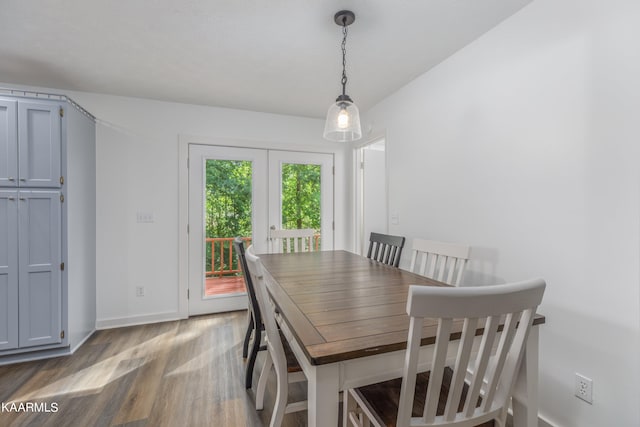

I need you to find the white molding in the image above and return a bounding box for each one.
[178,136,189,319]
[506,410,555,427]
[178,133,348,318]
[96,311,182,330]
[180,133,343,154]
[538,414,556,427]
[69,329,96,354]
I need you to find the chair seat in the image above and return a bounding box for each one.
[352,368,493,427]
[280,330,302,373]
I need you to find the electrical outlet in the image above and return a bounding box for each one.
[575,373,593,404]
[135,286,145,297]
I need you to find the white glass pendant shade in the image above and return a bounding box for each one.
[323,98,362,142]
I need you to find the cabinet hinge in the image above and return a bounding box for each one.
[59,107,64,118]
[60,262,65,271]
[60,330,65,339]
[60,194,65,203]
[332,221,335,231]
[59,176,64,185]
[187,157,190,168]
[187,224,189,233]
[187,289,190,299]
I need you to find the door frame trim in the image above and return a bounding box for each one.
[178,134,339,319]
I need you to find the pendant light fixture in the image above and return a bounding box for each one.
[323,10,362,142]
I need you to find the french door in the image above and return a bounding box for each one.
[268,151,334,250]
[188,145,334,315]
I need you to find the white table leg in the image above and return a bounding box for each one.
[512,326,539,427]
[306,363,340,427]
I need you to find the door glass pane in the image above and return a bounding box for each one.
[281,163,321,250]
[204,159,251,297]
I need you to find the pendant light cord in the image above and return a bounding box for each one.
[341,20,348,96]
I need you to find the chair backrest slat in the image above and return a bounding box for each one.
[269,228,316,254]
[398,279,545,427]
[444,317,478,421]
[409,239,470,286]
[463,315,500,417]
[421,318,453,424]
[367,232,406,267]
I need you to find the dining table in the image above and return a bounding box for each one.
[258,250,545,427]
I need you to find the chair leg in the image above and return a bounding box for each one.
[245,328,262,389]
[255,350,272,411]
[270,360,288,427]
[242,313,254,358]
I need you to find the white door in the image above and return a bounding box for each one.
[188,146,334,316]
[268,151,334,251]
[188,145,268,316]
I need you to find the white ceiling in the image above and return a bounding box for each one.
[0,0,532,118]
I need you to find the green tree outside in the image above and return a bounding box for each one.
[281,163,321,230]
[205,160,321,275]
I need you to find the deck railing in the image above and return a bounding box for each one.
[206,237,251,278]
[205,235,321,277]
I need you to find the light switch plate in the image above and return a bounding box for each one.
[390,212,399,225]
[137,212,154,223]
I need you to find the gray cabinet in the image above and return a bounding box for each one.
[18,190,62,348]
[0,190,18,350]
[0,92,93,364]
[0,190,62,351]
[0,99,61,188]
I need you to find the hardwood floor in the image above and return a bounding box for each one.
[0,311,307,427]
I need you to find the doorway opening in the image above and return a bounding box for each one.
[355,138,387,255]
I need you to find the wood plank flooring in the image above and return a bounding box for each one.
[1,311,497,427]
[0,311,306,427]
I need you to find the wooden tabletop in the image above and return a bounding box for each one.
[259,250,545,366]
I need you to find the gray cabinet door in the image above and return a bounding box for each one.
[18,190,62,348]
[18,102,61,188]
[0,99,18,187]
[0,190,19,350]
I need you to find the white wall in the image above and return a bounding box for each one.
[8,89,349,329]
[362,0,640,425]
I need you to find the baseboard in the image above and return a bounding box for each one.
[69,329,96,353]
[96,311,184,330]
[0,346,72,366]
[538,414,555,427]
[506,412,555,427]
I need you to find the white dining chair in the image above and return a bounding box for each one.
[408,239,470,286]
[344,278,546,427]
[268,228,316,253]
[245,245,307,427]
